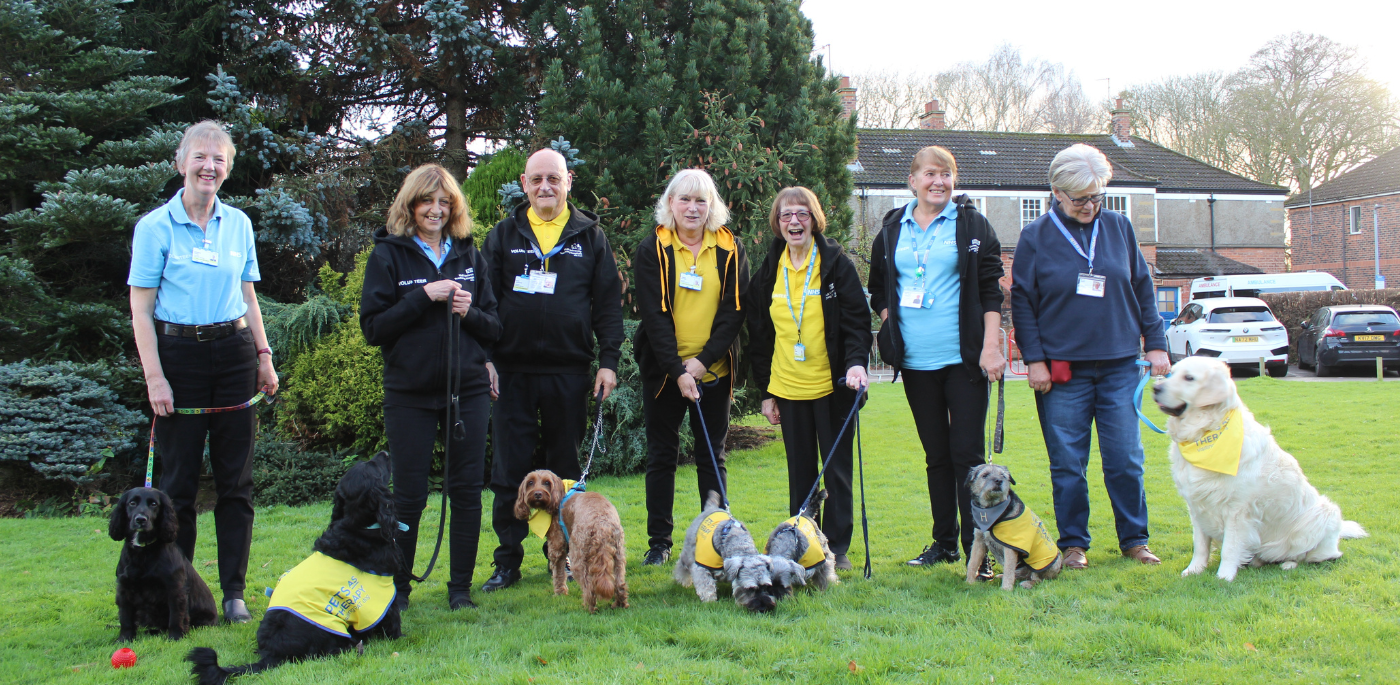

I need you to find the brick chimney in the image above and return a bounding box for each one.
[1111,97,1134,146]
[838,76,857,120]
[918,100,946,130]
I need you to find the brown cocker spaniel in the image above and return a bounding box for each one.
[513,470,628,613]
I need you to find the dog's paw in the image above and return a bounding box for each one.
[1280,561,1298,570]
[1181,563,1207,577]
[1216,567,1238,582]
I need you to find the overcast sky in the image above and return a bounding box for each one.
[801,0,1399,103]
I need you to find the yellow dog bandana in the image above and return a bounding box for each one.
[267,552,396,638]
[694,510,733,570]
[781,516,827,569]
[528,479,576,540]
[1177,408,1244,476]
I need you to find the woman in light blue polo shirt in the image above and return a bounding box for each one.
[127,120,277,624]
[867,146,1005,579]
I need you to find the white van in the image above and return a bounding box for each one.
[1190,273,1346,300]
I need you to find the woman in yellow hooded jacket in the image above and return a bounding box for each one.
[632,169,750,567]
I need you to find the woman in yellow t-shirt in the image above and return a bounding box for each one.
[746,187,872,570]
[632,169,750,566]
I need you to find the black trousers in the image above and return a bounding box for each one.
[489,371,590,570]
[384,388,489,597]
[642,373,731,550]
[902,364,988,556]
[154,327,258,601]
[774,388,857,554]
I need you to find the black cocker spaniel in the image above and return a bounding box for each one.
[109,487,219,641]
[187,451,403,684]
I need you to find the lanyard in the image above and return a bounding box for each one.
[906,214,945,283]
[1048,209,1099,273]
[528,239,567,273]
[783,246,817,343]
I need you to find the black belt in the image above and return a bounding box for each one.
[156,317,248,342]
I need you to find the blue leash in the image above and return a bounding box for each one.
[1133,359,1168,435]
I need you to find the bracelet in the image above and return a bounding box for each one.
[256,347,273,357]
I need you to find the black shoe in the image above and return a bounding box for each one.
[975,557,996,582]
[834,554,853,571]
[642,546,671,566]
[222,599,251,624]
[448,591,477,610]
[906,544,960,566]
[481,566,521,593]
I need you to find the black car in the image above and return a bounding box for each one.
[1298,305,1400,376]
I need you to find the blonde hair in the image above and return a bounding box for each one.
[909,145,957,179]
[175,121,236,172]
[654,169,731,232]
[387,164,472,240]
[767,187,827,237]
[1048,144,1113,194]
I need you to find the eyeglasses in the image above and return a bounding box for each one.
[779,210,812,223]
[1062,192,1106,208]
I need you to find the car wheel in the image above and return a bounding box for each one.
[1315,359,1331,377]
[1185,343,1194,357]
[1268,364,1288,378]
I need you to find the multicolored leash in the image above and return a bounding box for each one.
[145,390,270,487]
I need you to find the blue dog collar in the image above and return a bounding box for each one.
[365,521,410,531]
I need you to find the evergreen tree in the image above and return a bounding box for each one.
[525,0,855,256]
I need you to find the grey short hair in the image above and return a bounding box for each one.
[654,168,731,232]
[1048,144,1112,194]
[175,120,236,172]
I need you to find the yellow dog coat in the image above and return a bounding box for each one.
[780,516,827,569]
[972,494,1059,572]
[694,510,733,570]
[267,552,396,638]
[1177,408,1244,476]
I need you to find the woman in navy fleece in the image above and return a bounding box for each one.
[1010,144,1170,571]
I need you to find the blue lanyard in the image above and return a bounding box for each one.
[1048,209,1098,272]
[783,246,817,343]
[529,239,566,271]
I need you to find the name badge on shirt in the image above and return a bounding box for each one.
[191,246,219,266]
[530,270,557,295]
[900,288,926,309]
[1076,272,1106,298]
[513,275,535,293]
[678,270,703,291]
[793,343,806,362]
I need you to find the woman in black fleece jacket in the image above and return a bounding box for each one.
[359,164,500,610]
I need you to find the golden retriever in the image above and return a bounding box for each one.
[1152,357,1367,581]
[513,470,628,613]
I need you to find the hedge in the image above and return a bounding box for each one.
[1259,289,1400,359]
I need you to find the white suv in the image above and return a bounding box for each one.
[1165,297,1289,377]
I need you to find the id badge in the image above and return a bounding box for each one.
[513,275,535,293]
[530,270,557,295]
[678,270,703,291]
[1076,272,1106,298]
[793,343,806,362]
[900,288,925,308]
[191,246,219,266]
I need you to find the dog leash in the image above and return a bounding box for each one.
[984,376,1005,460]
[1133,359,1168,435]
[405,305,467,584]
[798,384,867,517]
[691,380,730,510]
[575,389,608,488]
[145,390,271,488]
[855,411,872,579]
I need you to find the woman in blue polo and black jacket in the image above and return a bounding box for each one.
[360,163,500,611]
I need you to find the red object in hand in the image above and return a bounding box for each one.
[111,647,137,669]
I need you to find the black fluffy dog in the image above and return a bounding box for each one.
[187,452,403,683]
[110,487,219,641]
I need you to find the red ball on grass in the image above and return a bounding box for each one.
[111,647,137,669]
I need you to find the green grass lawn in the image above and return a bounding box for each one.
[2,379,1397,684]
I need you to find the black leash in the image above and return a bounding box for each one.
[855,410,871,579]
[798,384,867,518]
[403,304,462,584]
[985,376,1005,460]
[690,380,729,510]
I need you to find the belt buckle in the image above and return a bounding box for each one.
[195,325,220,342]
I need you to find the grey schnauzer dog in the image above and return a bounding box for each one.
[965,464,1063,591]
[675,492,806,612]
[765,489,838,591]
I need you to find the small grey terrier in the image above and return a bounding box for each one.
[674,492,806,612]
[965,464,1063,591]
[765,489,838,591]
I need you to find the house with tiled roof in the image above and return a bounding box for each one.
[1285,146,1400,289]
[840,86,1289,320]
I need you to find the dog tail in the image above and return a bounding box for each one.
[186,647,278,684]
[590,536,617,601]
[1340,520,1368,539]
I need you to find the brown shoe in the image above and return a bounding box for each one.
[1062,547,1088,569]
[1122,545,1161,565]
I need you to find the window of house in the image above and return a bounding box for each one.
[1020,198,1043,228]
[1106,195,1129,214]
[966,196,985,214]
[1350,206,1362,234]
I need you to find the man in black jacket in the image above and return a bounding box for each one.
[479,148,625,592]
